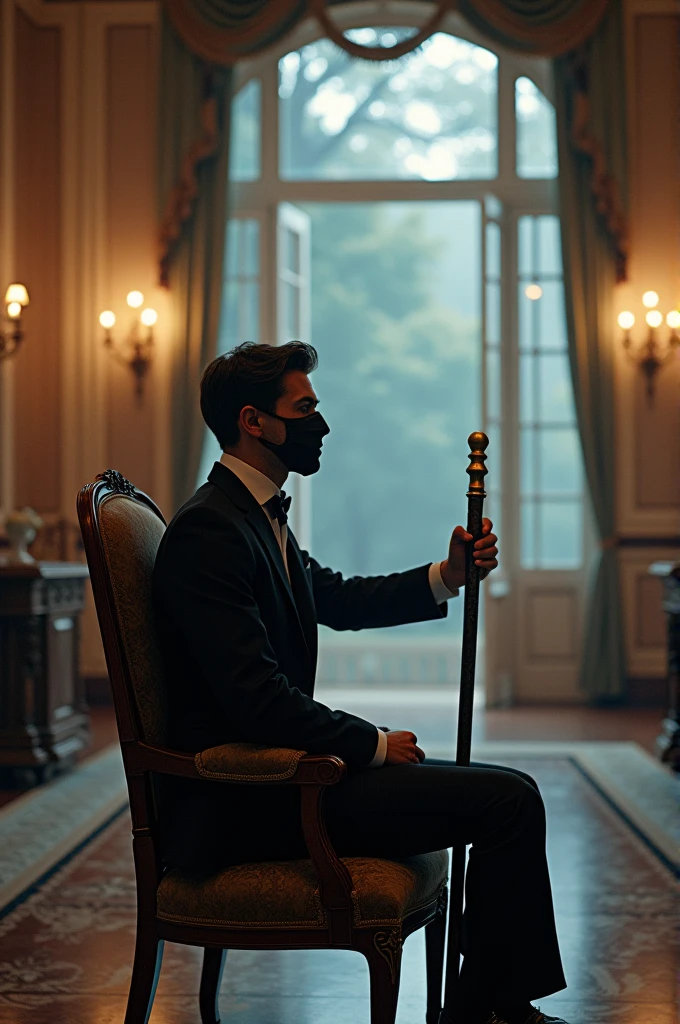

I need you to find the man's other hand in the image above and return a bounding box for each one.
[440,518,498,591]
[384,731,425,765]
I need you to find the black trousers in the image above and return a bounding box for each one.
[166,758,566,1005]
[322,758,567,1006]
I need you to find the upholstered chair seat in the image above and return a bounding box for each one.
[158,850,449,929]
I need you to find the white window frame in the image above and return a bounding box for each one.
[222,3,590,702]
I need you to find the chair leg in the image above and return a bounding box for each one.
[200,947,228,1024]
[367,929,402,1024]
[425,898,447,1024]
[124,928,164,1024]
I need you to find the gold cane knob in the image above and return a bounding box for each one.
[466,431,489,498]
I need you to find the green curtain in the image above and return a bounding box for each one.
[554,0,627,699]
[158,15,233,512]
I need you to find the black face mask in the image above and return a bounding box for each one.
[259,410,330,476]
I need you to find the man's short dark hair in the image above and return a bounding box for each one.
[200,341,319,449]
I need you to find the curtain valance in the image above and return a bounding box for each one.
[163,0,307,65]
[458,0,611,56]
[163,0,612,64]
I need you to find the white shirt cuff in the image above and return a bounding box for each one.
[368,727,388,768]
[429,561,459,604]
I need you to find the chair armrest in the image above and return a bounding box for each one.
[124,739,354,939]
[195,741,346,785]
[124,740,346,786]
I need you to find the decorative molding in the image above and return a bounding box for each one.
[100,469,136,497]
[17,615,43,679]
[373,927,402,983]
[619,546,679,677]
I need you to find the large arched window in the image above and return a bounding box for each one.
[204,14,588,703]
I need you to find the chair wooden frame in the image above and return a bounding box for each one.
[77,470,448,1024]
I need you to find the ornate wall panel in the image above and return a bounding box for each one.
[619,546,678,679]
[617,10,680,538]
[13,7,62,514]
[615,6,680,692]
[105,23,158,497]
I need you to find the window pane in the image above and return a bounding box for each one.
[242,281,260,339]
[283,227,301,275]
[520,353,535,423]
[485,221,501,279]
[484,194,502,220]
[486,422,500,458]
[538,502,582,568]
[280,31,498,181]
[518,216,534,276]
[219,218,261,349]
[242,220,259,275]
[515,77,558,180]
[539,429,581,494]
[521,499,537,569]
[486,348,500,419]
[230,78,261,182]
[486,282,500,345]
[281,281,300,338]
[225,220,240,277]
[521,427,536,496]
[538,354,575,424]
[222,280,239,342]
[307,201,481,643]
[537,216,562,276]
[519,284,536,350]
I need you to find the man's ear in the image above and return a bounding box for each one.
[239,405,263,438]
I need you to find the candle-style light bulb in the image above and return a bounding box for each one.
[666,310,680,330]
[6,302,22,319]
[645,310,663,329]
[140,308,158,327]
[642,290,660,309]
[126,290,144,309]
[99,310,116,329]
[618,311,635,330]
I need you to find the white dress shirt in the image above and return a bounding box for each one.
[219,452,458,767]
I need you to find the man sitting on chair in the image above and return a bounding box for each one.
[153,341,569,1024]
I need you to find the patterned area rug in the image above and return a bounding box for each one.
[0,746,126,913]
[0,757,677,1024]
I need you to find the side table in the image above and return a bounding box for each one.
[0,562,91,786]
[648,560,680,771]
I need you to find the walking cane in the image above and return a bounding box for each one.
[439,431,489,1024]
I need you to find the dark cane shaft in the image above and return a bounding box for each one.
[440,432,488,1024]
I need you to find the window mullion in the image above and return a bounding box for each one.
[497,55,516,183]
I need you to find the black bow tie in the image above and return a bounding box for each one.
[264,491,292,527]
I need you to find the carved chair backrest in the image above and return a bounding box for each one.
[77,471,169,748]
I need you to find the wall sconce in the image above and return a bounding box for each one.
[618,291,680,404]
[1,283,30,360]
[99,291,158,399]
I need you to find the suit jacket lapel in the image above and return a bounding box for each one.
[208,463,310,659]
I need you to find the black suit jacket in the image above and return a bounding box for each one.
[152,462,447,865]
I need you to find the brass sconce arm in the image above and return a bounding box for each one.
[99,292,158,399]
[618,295,680,404]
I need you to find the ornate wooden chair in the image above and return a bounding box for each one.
[77,470,449,1024]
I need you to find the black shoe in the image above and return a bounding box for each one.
[486,1010,569,1024]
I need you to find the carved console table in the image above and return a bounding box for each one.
[0,562,90,786]
[648,560,680,771]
